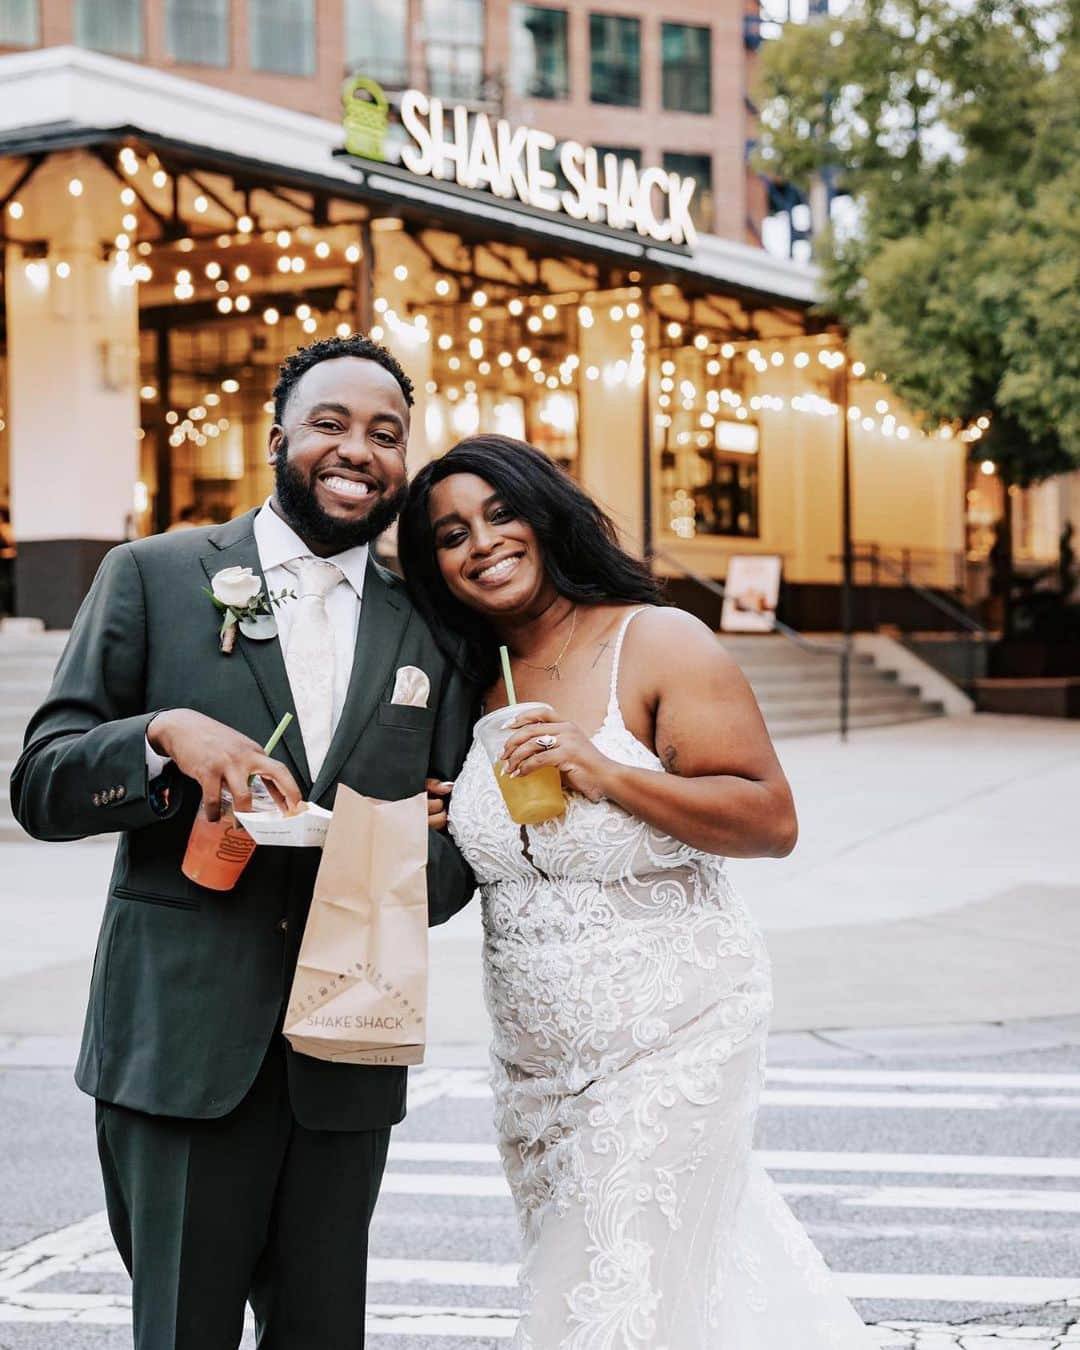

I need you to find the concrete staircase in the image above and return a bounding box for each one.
[721,634,945,738]
[0,627,68,842]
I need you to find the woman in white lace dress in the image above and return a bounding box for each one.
[399,436,876,1350]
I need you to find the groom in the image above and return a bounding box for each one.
[10,335,476,1348]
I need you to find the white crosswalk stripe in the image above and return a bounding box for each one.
[1,1063,1078,1346]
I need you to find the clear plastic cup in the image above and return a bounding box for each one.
[474,701,566,826]
[181,776,278,891]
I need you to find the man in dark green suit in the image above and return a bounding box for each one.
[10,335,477,1348]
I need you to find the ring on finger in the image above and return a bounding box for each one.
[535,734,558,751]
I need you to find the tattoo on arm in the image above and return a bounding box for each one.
[591,640,613,670]
[662,744,679,774]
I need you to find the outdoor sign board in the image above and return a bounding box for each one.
[720,555,784,633]
[341,78,698,250]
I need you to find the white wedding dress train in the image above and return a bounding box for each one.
[448,609,876,1349]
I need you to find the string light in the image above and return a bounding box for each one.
[237,214,253,233]
[435,277,451,296]
[394,264,408,281]
[68,178,83,197]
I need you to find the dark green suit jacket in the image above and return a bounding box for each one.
[10,510,478,1130]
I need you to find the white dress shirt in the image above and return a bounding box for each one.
[146,502,369,778]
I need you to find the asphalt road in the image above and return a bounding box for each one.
[2,1024,1079,1349]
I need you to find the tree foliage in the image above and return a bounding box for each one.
[756,0,1080,485]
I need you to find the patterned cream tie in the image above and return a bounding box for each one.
[283,557,344,779]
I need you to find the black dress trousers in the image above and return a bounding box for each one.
[96,1040,390,1350]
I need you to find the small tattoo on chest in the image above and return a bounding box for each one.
[591,640,613,669]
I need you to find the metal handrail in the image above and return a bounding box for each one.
[849,547,990,638]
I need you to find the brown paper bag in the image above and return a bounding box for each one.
[283,785,429,1066]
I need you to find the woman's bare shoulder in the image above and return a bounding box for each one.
[630,605,734,658]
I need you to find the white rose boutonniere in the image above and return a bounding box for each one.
[205,566,293,654]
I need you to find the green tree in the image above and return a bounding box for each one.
[755,0,1080,488]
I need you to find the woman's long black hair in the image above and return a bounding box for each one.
[398,435,665,686]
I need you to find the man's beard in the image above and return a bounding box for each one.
[273,439,407,553]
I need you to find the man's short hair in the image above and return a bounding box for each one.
[272,334,415,426]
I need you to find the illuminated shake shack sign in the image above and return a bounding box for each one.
[341,78,699,250]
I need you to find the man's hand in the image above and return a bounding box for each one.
[425,778,453,832]
[148,709,302,821]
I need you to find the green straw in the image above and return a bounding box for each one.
[249,712,294,788]
[263,711,293,757]
[499,646,518,705]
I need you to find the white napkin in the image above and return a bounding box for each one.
[234,802,333,848]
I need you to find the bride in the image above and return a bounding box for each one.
[399,435,876,1349]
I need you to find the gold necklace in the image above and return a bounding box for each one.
[515,605,579,681]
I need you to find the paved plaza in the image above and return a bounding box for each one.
[1,714,1079,1346]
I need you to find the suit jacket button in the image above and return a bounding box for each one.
[92,793,101,806]
[116,785,127,801]
[278,919,288,933]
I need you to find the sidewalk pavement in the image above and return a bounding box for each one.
[1,714,1078,1051]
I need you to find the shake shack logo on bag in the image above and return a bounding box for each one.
[284,786,429,1067]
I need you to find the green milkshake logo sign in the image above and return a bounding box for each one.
[342,75,390,161]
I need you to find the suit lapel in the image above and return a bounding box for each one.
[311,559,411,801]
[199,511,311,787]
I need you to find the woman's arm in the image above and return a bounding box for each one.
[501,608,797,859]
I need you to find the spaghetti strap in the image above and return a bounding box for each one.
[606,607,650,720]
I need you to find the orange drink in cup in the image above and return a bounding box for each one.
[180,712,293,891]
[181,778,277,890]
[475,702,566,826]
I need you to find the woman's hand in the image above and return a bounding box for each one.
[501,708,616,803]
[426,777,453,831]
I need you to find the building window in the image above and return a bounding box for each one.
[250,0,315,76]
[593,145,641,167]
[74,0,143,57]
[661,22,711,114]
[510,5,569,101]
[589,13,640,107]
[345,0,409,87]
[423,0,484,102]
[0,0,39,45]
[663,151,713,234]
[166,0,229,66]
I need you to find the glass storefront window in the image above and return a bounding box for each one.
[661,22,711,114]
[510,5,570,100]
[658,344,760,540]
[663,150,713,234]
[249,0,315,77]
[74,0,143,58]
[589,13,640,107]
[424,0,485,101]
[345,0,409,88]
[0,0,39,45]
[166,0,229,67]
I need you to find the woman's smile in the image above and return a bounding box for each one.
[471,553,524,586]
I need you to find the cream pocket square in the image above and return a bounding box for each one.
[391,665,431,709]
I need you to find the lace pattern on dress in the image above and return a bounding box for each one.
[448,607,875,1349]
